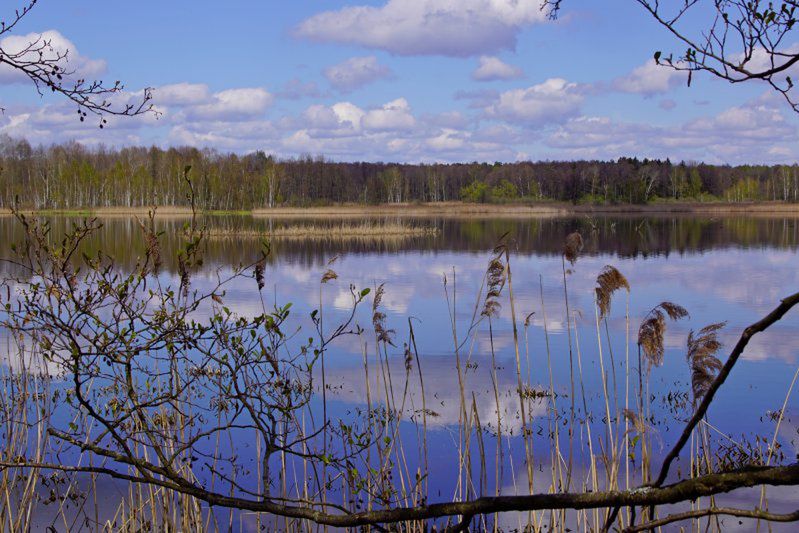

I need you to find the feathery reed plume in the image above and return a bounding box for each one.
[686,322,726,404]
[595,265,630,319]
[637,302,689,367]
[622,408,646,435]
[321,255,339,283]
[372,283,395,345]
[482,253,506,318]
[563,231,584,266]
[321,269,338,283]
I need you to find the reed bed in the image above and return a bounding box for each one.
[204,221,440,241]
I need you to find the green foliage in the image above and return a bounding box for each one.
[725,177,762,202]
[683,167,703,198]
[460,180,490,203]
[578,193,606,205]
[490,179,519,200]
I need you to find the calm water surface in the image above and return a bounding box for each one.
[2,213,798,530]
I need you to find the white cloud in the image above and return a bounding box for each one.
[425,110,470,129]
[544,94,798,163]
[4,68,799,165]
[426,128,466,151]
[295,0,547,57]
[362,98,415,131]
[184,88,273,121]
[739,44,799,80]
[0,30,106,84]
[612,59,685,96]
[152,83,210,106]
[486,78,584,125]
[168,120,280,151]
[332,102,366,131]
[472,55,523,81]
[546,116,655,154]
[324,56,392,92]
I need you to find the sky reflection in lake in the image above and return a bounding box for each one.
[2,214,798,530]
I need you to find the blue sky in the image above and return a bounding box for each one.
[0,0,795,164]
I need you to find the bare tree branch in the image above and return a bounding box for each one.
[624,505,799,532]
[543,0,799,112]
[0,0,156,121]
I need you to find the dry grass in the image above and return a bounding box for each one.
[4,200,799,219]
[204,221,440,240]
[253,201,799,218]
[687,322,725,403]
[595,265,630,319]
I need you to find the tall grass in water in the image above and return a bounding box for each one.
[0,219,796,533]
[204,221,440,240]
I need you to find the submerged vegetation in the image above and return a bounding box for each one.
[0,179,797,531]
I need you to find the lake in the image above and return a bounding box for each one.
[1,213,798,531]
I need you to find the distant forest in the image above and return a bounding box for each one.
[1,137,798,209]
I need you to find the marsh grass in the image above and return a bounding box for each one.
[204,221,440,241]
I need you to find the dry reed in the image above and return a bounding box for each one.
[204,221,439,240]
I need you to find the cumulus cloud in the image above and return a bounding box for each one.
[0,30,106,84]
[273,97,519,161]
[426,128,466,151]
[544,95,799,163]
[295,0,547,57]
[168,120,280,151]
[300,101,365,136]
[362,98,415,131]
[486,78,584,125]
[5,66,799,165]
[612,59,685,96]
[152,83,211,106]
[324,56,393,92]
[0,105,147,147]
[183,88,273,121]
[472,55,523,81]
[546,116,655,154]
[331,102,367,131]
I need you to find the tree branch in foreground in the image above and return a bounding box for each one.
[0,0,155,120]
[625,506,799,533]
[2,460,798,528]
[654,291,799,487]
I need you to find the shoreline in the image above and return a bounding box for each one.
[2,201,799,218]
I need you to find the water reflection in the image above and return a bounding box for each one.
[0,214,797,276]
[2,213,798,530]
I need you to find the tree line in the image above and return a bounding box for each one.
[0,136,797,209]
